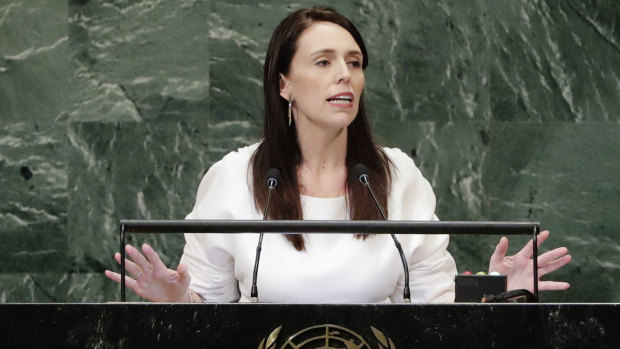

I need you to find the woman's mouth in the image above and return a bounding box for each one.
[326,92,354,107]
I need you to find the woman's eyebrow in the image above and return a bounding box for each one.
[309,48,363,57]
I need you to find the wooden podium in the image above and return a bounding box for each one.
[1,303,619,347]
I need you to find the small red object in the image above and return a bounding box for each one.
[463,271,473,275]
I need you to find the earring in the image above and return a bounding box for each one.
[288,98,293,126]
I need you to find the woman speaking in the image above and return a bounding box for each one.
[105,7,571,303]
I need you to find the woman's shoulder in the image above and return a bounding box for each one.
[201,142,261,186]
[381,146,411,162]
[381,146,423,177]
[212,142,260,171]
[187,143,260,218]
[381,146,436,219]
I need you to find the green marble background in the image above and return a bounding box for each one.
[0,0,618,303]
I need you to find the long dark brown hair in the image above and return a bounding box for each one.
[251,7,392,251]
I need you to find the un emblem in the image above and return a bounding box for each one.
[258,324,396,349]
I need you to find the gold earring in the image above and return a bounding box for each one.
[288,98,293,126]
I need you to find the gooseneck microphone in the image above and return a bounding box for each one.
[250,168,281,302]
[351,164,411,303]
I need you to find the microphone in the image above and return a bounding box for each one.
[251,168,281,302]
[351,164,411,303]
[263,168,281,219]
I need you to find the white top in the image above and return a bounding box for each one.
[182,143,457,303]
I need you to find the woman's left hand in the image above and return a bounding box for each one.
[488,230,572,293]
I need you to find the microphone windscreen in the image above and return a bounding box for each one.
[266,168,282,185]
[351,163,370,182]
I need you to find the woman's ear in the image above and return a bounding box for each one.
[279,73,291,100]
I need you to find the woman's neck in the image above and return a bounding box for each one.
[296,127,348,198]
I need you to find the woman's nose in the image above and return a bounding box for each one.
[335,60,352,83]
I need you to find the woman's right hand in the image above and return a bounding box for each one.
[104,243,191,302]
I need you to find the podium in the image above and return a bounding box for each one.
[8,220,614,347]
[2,303,619,347]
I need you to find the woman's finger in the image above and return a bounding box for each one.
[141,243,167,271]
[538,280,570,291]
[125,244,153,273]
[104,270,119,283]
[489,236,509,268]
[516,230,550,260]
[538,254,572,276]
[104,270,139,290]
[537,247,569,267]
[113,252,143,277]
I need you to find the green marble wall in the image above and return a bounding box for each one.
[0,0,618,303]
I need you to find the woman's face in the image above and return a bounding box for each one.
[280,21,365,133]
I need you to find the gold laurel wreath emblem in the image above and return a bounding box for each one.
[257,324,395,349]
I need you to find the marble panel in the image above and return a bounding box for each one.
[376,121,496,276]
[361,0,490,125]
[379,119,620,302]
[65,122,209,284]
[206,1,273,158]
[1,0,619,304]
[62,0,210,122]
[0,0,73,122]
[0,122,70,273]
[0,272,131,303]
[488,0,620,122]
[377,121,488,221]
[482,122,620,302]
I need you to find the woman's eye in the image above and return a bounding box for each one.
[348,60,361,68]
[316,60,330,67]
